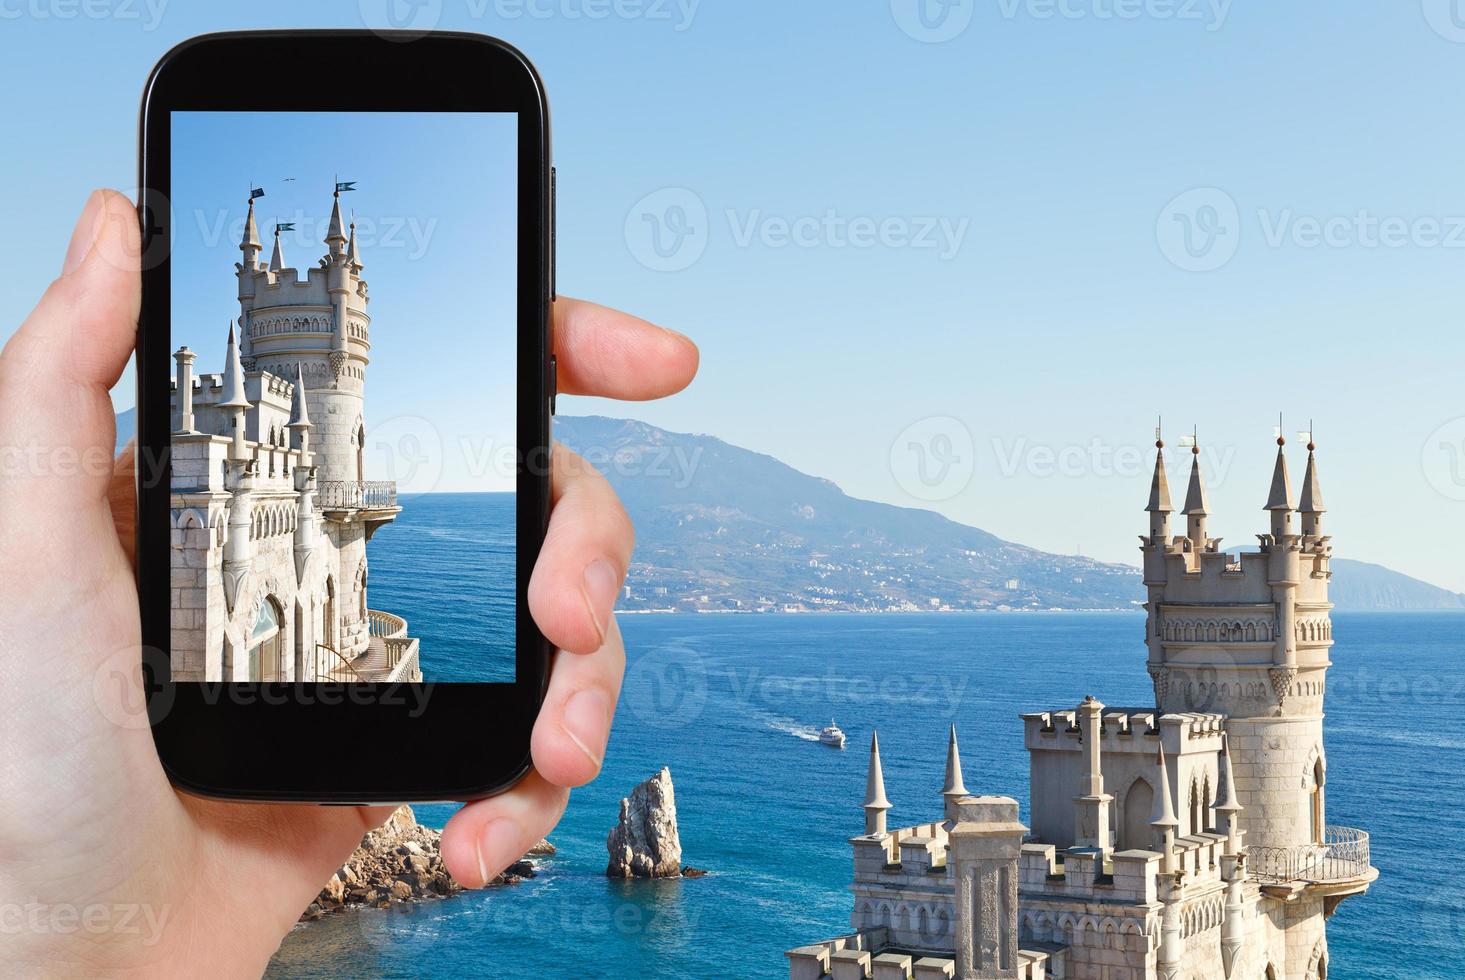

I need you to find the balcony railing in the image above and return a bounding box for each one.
[368,608,408,639]
[1249,826,1371,884]
[318,480,397,509]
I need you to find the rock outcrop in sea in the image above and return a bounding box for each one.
[301,805,554,920]
[605,767,686,878]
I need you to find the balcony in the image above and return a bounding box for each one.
[313,609,422,683]
[1249,827,1374,892]
[319,480,398,509]
[368,608,408,639]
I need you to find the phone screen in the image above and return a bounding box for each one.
[168,111,518,685]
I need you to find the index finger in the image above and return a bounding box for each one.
[553,296,698,401]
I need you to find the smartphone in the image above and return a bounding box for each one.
[136,31,553,802]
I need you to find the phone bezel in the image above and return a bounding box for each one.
[137,30,552,803]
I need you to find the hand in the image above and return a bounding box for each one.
[0,189,698,977]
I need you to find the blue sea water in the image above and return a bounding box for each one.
[266,611,1464,979]
[365,493,515,683]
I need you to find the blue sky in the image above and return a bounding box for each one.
[170,110,517,492]
[2,2,1464,590]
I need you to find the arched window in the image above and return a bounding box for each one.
[1203,777,1213,834]
[1310,759,1325,843]
[1122,778,1154,851]
[322,577,336,651]
[356,423,366,482]
[247,596,283,682]
[1189,780,1200,837]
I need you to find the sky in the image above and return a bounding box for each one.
[2,1,1464,590]
[170,110,518,492]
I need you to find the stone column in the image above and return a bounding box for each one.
[173,347,196,433]
[1073,696,1113,851]
[949,796,1026,980]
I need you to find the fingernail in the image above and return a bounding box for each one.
[63,191,105,278]
[581,558,618,646]
[660,324,696,347]
[561,687,610,769]
[473,817,521,887]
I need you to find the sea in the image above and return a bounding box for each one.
[266,497,1463,978]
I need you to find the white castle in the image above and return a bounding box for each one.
[787,437,1375,980]
[169,189,422,684]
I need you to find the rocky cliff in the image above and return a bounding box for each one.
[606,767,684,878]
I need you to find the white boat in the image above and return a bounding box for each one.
[819,720,847,748]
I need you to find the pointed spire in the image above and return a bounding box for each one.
[942,724,969,800]
[240,197,261,257]
[346,213,362,271]
[325,188,348,253]
[1300,441,1325,516]
[1214,735,1242,814]
[269,226,286,272]
[288,364,311,430]
[218,321,250,409]
[1146,439,1173,514]
[1183,444,1209,516]
[1265,437,1294,511]
[862,730,892,836]
[1150,744,1179,829]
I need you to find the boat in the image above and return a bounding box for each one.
[819,720,846,748]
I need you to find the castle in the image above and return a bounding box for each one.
[169,188,422,684]
[786,437,1375,980]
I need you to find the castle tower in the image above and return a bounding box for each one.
[234,185,373,490]
[942,724,969,822]
[1142,432,1335,857]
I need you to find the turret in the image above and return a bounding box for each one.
[269,224,287,273]
[218,321,250,460]
[941,724,969,822]
[347,215,362,273]
[863,730,892,837]
[325,188,348,259]
[1216,734,1248,978]
[1300,437,1326,539]
[173,346,197,434]
[1073,695,1112,852]
[240,196,262,270]
[1149,744,1178,873]
[1182,440,1211,552]
[1265,436,1294,541]
[291,366,318,588]
[287,363,313,463]
[1145,438,1173,551]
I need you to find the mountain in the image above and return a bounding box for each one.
[555,416,1142,612]
[1326,559,1465,611]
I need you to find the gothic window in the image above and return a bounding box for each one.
[1203,777,1213,833]
[247,596,283,683]
[1189,780,1200,837]
[1121,778,1153,851]
[1309,759,1325,843]
[322,577,336,651]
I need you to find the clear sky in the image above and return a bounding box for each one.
[2,2,1464,589]
[170,110,517,492]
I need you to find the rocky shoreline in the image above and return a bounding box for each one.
[300,806,554,921]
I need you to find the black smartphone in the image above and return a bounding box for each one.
[136,31,553,803]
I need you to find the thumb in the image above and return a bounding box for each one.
[0,190,141,519]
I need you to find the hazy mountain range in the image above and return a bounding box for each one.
[116,408,1465,612]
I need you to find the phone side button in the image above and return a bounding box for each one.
[549,353,558,416]
[550,166,557,302]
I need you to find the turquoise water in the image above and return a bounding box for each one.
[267,612,1464,979]
[365,493,515,683]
